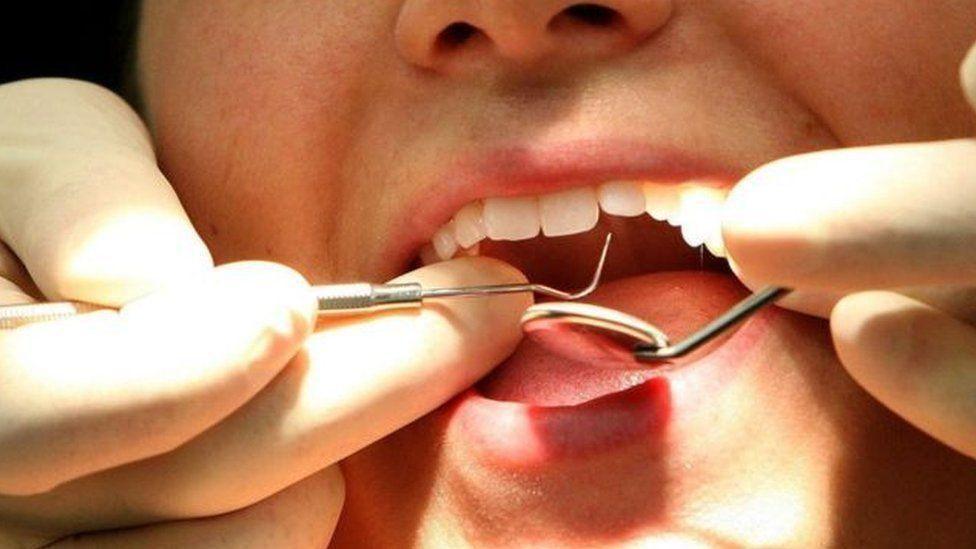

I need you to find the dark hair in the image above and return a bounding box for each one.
[0,1,140,91]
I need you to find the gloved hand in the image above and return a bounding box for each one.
[0,79,529,547]
[723,43,976,460]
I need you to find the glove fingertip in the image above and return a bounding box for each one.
[961,42,976,111]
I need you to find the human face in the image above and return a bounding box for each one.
[139,2,976,546]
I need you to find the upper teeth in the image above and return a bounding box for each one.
[423,181,729,263]
[538,187,600,238]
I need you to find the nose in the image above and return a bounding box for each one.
[395,0,674,71]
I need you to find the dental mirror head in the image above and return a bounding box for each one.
[520,301,671,367]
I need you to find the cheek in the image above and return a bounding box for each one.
[139,0,389,273]
[717,0,976,143]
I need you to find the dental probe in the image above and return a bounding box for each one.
[0,235,613,331]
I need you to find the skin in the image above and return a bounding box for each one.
[0,0,975,547]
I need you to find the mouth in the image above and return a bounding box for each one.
[389,141,775,466]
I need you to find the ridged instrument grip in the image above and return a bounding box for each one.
[314,283,423,315]
[0,302,107,330]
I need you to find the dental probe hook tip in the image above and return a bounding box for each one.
[420,233,613,301]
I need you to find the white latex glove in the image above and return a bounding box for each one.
[723,43,976,460]
[0,79,528,547]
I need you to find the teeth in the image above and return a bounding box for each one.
[453,202,487,249]
[643,182,681,223]
[483,196,541,241]
[432,221,459,261]
[598,181,646,217]
[677,186,728,256]
[539,187,600,237]
[422,180,729,263]
[705,235,727,258]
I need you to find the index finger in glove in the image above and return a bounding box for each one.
[0,78,212,305]
[723,45,976,304]
[723,139,976,291]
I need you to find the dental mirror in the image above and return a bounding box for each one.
[520,301,670,367]
[520,286,791,366]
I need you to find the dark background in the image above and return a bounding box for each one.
[0,2,135,92]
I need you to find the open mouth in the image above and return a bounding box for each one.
[377,139,794,470]
[408,175,752,402]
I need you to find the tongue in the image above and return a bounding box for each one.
[476,271,747,406]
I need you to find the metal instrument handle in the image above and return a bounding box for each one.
[314,283,424,315]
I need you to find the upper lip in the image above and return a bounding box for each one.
[386,138,744,272]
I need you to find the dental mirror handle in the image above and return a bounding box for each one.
[633,286,792,361]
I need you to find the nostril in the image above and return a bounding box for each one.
[555,4,623,29]
[436,22,482,50]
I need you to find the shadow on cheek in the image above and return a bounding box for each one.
[332,412,445,547]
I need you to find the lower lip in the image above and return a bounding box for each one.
[443,271,778,470]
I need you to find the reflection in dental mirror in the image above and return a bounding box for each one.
[520,302,671,368]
